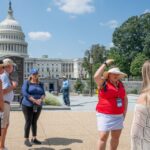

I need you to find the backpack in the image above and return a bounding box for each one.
[19,80,43,105]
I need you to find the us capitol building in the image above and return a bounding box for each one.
[0,2,86,92]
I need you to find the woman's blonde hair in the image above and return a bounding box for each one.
[141,60,150,105]
[28,75,39,83]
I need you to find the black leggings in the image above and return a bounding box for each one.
[22,105,42,138]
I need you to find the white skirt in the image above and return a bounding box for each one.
[96,112,124,131]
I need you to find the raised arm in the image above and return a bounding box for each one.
[0,80,4,112]
[94,59,114,88]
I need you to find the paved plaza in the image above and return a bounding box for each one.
[6,94,137,150]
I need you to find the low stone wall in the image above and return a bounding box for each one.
[123,81,142,94]
[70,80,142,94]
[68,80,142,94]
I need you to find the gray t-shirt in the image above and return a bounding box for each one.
[0,71,14,103]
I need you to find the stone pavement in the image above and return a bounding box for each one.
[6,111,133,150]
[11,94,138,112]
[5,94,137,150]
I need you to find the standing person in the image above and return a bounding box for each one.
[21,68,45,147]
[0,60,5,137]
[0,58,17,150]
[61,76,70,106]
[94,59,128,150]
[131,60,150,150]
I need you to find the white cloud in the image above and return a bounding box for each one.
[54,0,95,14]
[143,9,150,14]
[99,20,119,29]
[28,32,52,41]
[47,7,52,12]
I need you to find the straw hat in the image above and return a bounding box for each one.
[103,67,127,79]
[3,58,16,66]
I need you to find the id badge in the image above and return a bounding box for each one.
[116,98,122,107]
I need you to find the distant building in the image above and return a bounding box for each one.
[0,2,87,92]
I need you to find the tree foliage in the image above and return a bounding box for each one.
[130,53,148,76]
[112,13,150,76]
[143,33,150,55]
[74,79,84,93]
[107,47,127,73]
[82,44,107,75]
[82,13,150,79]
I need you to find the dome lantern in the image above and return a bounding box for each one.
[7,1,14,20]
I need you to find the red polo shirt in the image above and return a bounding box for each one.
[96,80,126,114]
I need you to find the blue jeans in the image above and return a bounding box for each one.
[63,90,70,106]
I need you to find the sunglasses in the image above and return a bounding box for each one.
[32,73,38,75]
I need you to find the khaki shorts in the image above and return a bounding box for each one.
[1,103,10,128]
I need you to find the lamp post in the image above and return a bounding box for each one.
[56,75,59,96]
[89,54,93,97]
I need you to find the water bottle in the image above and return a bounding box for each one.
[33,105,38,112]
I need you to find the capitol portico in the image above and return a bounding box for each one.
[0,2,86,92]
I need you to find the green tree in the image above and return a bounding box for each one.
[74,79,84,93]
[112,13,150,76]
[143,33,150,55]
[82,44,107,75]
[107,47,126,72]
[130,53,148,76]
[112,16,142,76]
[82,44,107,90]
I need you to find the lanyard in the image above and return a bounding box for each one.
[109,80,120,98]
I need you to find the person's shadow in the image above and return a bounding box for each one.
[28,148,54,150]
[29,148,72,150]
[44,137,83,146]
[28,137,82,150]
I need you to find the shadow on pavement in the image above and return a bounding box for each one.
[45,137,83,145]
[28,147,55,150]
[70,101,97,107]
[70,104,84,107]
[59,148,71,150]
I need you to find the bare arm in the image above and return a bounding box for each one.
[94,64,106,87]
[124,95,128,118]
[3,85,14,95]
[94,59,114,88]
[137,93,147,105]
[0,80,4,112]
[3,81,17,95]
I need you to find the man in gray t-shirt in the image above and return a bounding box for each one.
[0,58,17,150]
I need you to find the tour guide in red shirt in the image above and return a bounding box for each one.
[94,59,128,150]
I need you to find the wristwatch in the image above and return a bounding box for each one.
[104,62,108,67]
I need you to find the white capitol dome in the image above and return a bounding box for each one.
[0,2,28,57]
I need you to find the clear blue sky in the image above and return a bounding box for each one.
[0,0,149,59]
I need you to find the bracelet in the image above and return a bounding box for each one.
[104,62,108,67]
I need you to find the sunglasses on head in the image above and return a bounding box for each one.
[32,73,38,75]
